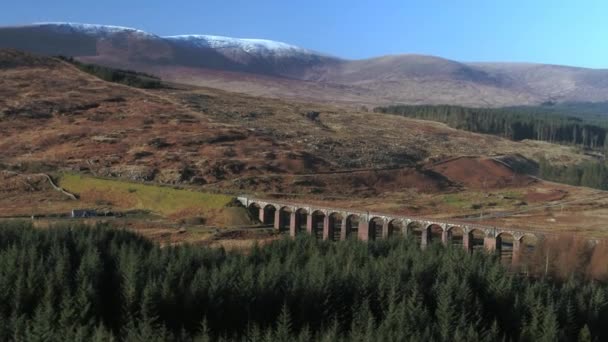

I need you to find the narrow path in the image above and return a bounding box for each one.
[1,170,78,200]
[41,173,78,200]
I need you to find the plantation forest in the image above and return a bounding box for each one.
[374,104,608,150]
[375,104,608,190]
[1,222,607,341]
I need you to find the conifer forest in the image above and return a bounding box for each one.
[1,222,607,341]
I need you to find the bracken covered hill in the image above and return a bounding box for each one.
[3,50,608,237]
[0,50,589,195]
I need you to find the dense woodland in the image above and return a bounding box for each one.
[375,104,608,150]
[1,222,607,341]
[57,56,164,89]
[539,157,608,190]
[375,104,608,190]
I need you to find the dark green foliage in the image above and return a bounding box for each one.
[1,221,608,341]
[374,104,608,150]
[57,56,164,89]
[539,157,608,189]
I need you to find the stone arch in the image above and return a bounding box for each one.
[311,210,326,239]
[425,223,444,246]
[496,232,516,263]
[519,234,538,252]
[516,233,539,270]
[447,226,465,246]
[369,217,385,240]
[328,212,344,241]
[247,202,261,209]
[388,219,404,238]
[466,228,486,252]
[345,214,360,239]
[262,204,277,226]
[294,208,309,235]
[247,202,262,223]
[407,221,424,244]
[277,206,293,232]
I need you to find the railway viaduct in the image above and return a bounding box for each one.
[237,196,542,262]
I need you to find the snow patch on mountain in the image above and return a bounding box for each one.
[32,22,155,37]
[165,34,316,57]
[7,23,332,58]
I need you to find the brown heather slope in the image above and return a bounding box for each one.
[0,50,590,192]
[3,50,608,237]
[428,156,535,190]
[0,50,329,185]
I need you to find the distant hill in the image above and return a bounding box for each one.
[2,22,608,107]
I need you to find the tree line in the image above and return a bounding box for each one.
[374,104,608,150]
[57,56,164,89]
[0,222,607,341]
[539,157,608,190]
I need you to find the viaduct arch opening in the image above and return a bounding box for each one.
[346,215,359,239]
[466,229,485,252]
[408,221,424,245]
[277,207,292,233]
[248,203,262,223]
[311,210,325,239]
[388,219,404,238]
[329,213,343,241]
[496,232,515,263]
[425,224,444,247]
[520,234,537,256]
[516,234,538,271]
[295,208,308,236]
[369,217,384,241]
[248,202,273,225]
[447,226,465,247]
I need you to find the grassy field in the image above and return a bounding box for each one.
[59,173,232,216]
[440,190,524,211]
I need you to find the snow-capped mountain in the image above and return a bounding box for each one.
[165,34,318,58]
[0,22,335,78]
[163,33,337,78]
[0,22,172,63]
[31,22,155,37]
[2,22,608,107]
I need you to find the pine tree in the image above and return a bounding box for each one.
[539,304,559,342]
[578,324,592,342]
[91,324,115,342]
[25,295,56,342]
[274,304,293,342]
[435,280,457,341]
[195,318,212,342]
[296,325,311,342]
[319,319,339,342]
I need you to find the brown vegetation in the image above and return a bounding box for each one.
[521,234,608,281]
[2,50,608,240]
[428,156,536,189]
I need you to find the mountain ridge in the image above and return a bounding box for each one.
[2,22,608,107]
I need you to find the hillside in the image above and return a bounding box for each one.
[3,49,608,237]
[0,49,590,185]
[3,23,608,107]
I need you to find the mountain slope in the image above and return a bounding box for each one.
[0,49,587,177]
[5,49,608,238]
[2,23,608,107]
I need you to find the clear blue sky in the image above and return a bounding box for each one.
[2,0,607,68]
